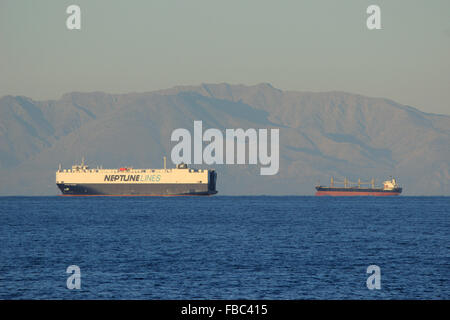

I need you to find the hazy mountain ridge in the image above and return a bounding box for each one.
[0,83,449,195]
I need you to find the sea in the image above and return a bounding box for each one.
[0,196,448,299]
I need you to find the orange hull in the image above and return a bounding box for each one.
[315,191,401,196]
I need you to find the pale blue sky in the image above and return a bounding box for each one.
[1,0,449,114]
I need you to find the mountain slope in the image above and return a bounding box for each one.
[0,83,448,195]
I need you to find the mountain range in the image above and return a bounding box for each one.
[0,83,449,195]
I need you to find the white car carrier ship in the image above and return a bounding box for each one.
[56,158,217,196]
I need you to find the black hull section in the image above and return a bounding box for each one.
[57,183,217,196]
[315,186,402,194]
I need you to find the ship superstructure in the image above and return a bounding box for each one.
[56,158,217,196]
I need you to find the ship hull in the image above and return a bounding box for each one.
[57,183,217,196]
[315,187,402,196]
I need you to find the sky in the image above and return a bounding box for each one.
[1,0,449,115]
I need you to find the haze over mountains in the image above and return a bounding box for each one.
[0,83,449,195]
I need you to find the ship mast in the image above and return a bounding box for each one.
[329,177,377,188]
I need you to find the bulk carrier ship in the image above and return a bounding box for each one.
[56,158,217,196]
[315,177,402,196]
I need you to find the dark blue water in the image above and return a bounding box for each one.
[0,196,448,299]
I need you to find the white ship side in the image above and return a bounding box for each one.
[56,159,217,196]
